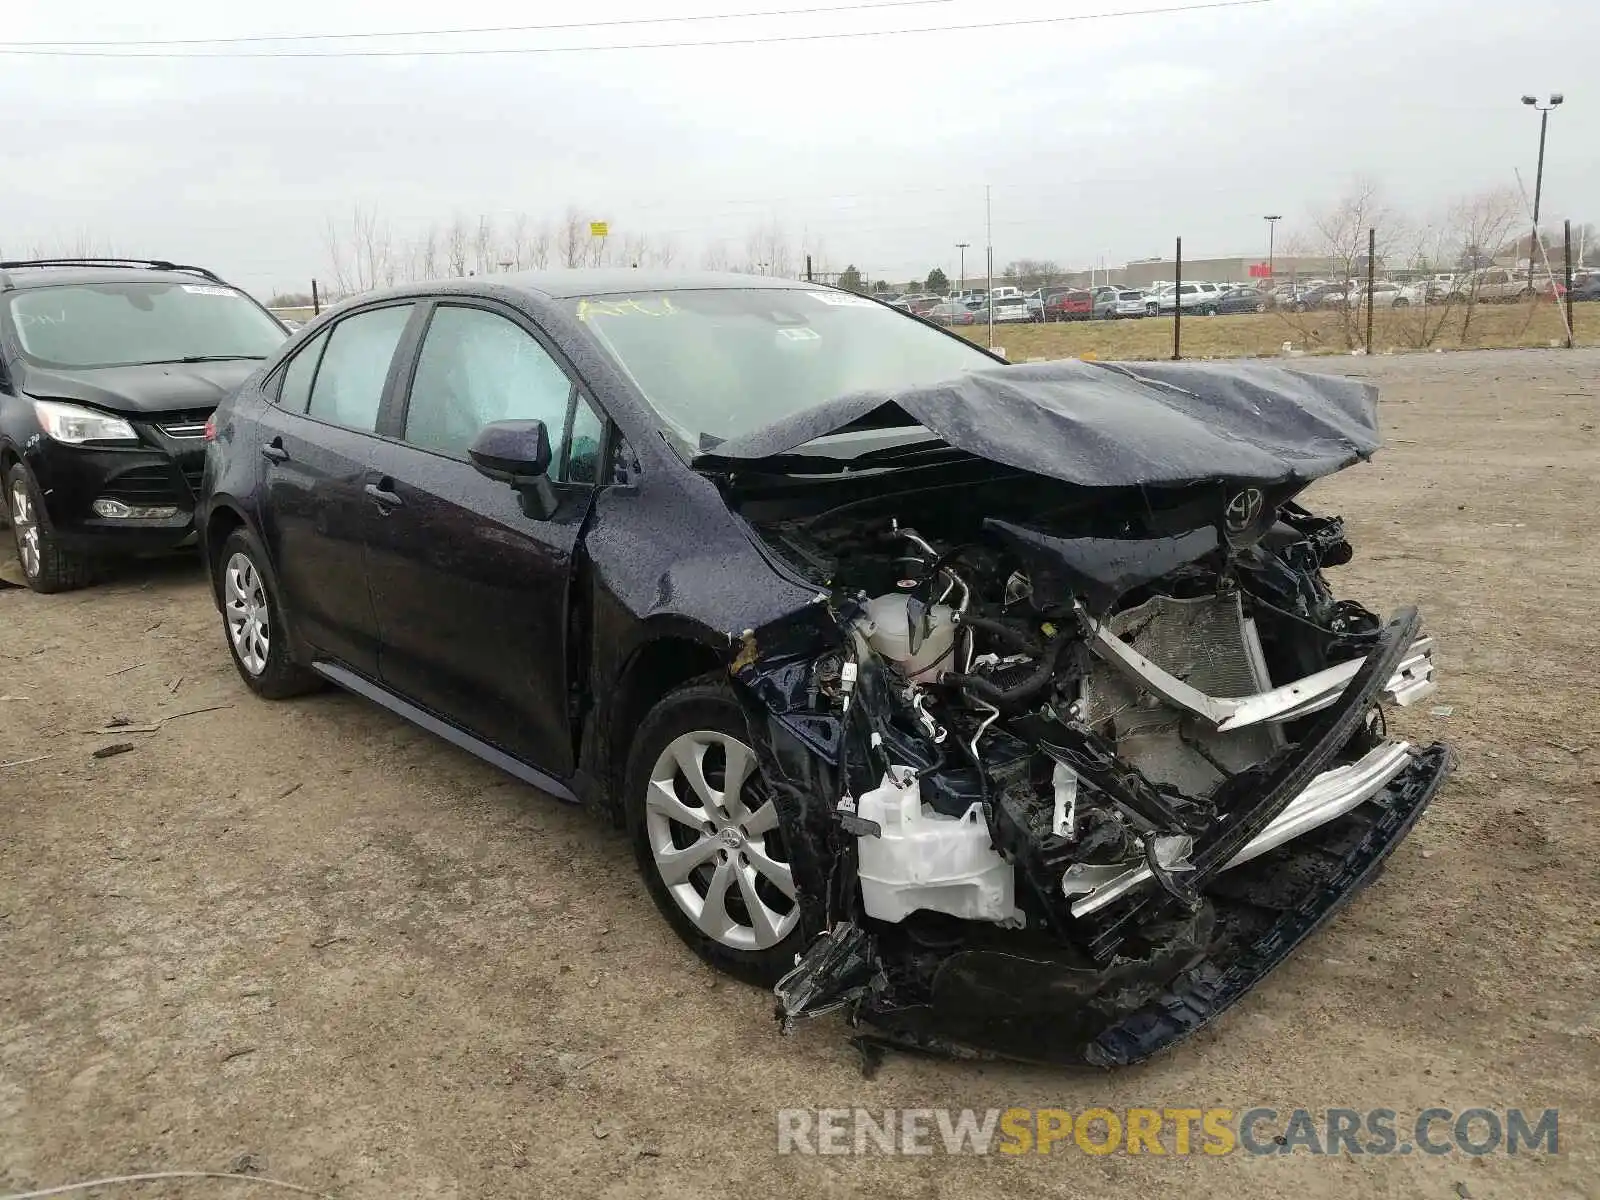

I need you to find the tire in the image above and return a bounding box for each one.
[1392,298,1410,308]
[1294,301,1309,313]
[626,681,803,985]
[216,526,319,699]
[1254,302,1266,313]
[4,462,95,593]
[1203,305,1218,316]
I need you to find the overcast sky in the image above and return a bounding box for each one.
[1,0,1592,296]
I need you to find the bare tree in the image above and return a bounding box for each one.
[445,215,471,277]
[1451,187,1522,341]
[621,232,650,269]
[559,208,587,268]
[504,212,530,269]
[646,235,678,269]
[411,225,441,282]
[701,240,732,271]
[325,204,395,295]
[472,215,497,274]
[738,220,793,278]
[527,221,553,269]
[1272,181,1403,350]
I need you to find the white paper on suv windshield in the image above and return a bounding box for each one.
[7,282,288,369]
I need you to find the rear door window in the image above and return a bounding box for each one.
[275,330,329,413]
[306,304,414,433]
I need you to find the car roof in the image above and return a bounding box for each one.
[481,268,830,299]
[0,260,229,292]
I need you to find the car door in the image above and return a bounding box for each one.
[254,301,419,675]
[362,300,607,774]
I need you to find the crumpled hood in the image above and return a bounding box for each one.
[698,359,1380,490]
[21,359,262,415]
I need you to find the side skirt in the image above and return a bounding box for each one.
[311,660,581,804]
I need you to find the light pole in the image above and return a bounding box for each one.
[1520,93,1563,283]
[1264,214,1282,282]
[955,242,970,297]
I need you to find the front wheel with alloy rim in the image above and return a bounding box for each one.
[216,527,319,699]
[626,681,803,984]
[4,462,94,593]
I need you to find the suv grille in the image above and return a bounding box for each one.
[156,410,214,440]
[101,464,184,504]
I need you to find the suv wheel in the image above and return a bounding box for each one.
[217,527,318,699]
[626,681,803,984]
[4,462,94,593]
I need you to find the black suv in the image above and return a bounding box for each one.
[0,259,288,591]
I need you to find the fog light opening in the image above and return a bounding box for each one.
[93,498,179,520]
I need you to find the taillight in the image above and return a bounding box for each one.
[203,416,217,442]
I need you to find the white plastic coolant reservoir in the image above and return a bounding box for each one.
[855,768,1021,925]
[861,593,956,682]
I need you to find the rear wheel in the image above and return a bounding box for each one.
[626,682,803,984]
[4,462,94,593]
[217,527,319,699]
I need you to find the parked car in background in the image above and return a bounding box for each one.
[1044,290,1092,322]
[1157,282,1223,315]
[925,301,977,326]
[906,294,943,316]
[1216,286,1268,314]
[0,257,290,592]
[1290,282,1348,311]
[1025,294,1045,322]
[971,295,1033,324]
[1569,273,1600,302]
[1093,289,1149,319]
[1452,268,1564,303]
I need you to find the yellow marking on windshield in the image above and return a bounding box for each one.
[576,296,678,321]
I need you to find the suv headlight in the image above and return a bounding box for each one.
[31,400,139,445]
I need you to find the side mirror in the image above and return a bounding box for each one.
[469,419,557,519]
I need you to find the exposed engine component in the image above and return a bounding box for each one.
[855,766,1023,926]
[859,593,956,682]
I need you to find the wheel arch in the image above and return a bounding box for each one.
[587,630,727,824]
[202,500,251,606]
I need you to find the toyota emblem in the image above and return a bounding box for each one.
[1225,488,1265,533]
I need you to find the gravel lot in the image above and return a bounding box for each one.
[2,349,1597,1198]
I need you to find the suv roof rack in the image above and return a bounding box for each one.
[0,258,227,292]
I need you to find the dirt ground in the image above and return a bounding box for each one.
[2,349,1597,1199]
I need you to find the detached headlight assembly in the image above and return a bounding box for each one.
[31,400,139,445]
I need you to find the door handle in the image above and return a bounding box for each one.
[261,438,289,464]
[364,480,403,510]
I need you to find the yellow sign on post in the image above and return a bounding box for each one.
[589,221,609,239]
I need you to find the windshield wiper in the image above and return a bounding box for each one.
[142,355,268,365]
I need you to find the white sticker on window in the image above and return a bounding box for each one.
[810,292,877,307]
[181,284,235,296]
[777,327,820,341]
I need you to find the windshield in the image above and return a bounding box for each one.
[569,288,996,444]
[6,281,288,369]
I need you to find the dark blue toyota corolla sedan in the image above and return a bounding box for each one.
[198,269,1449,1066]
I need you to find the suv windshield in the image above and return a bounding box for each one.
[569,288,995,443]
[6,281,288,369]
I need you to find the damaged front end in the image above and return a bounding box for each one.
[713,363,1452,1066]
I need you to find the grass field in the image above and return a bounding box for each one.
[960,300,1593,361]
